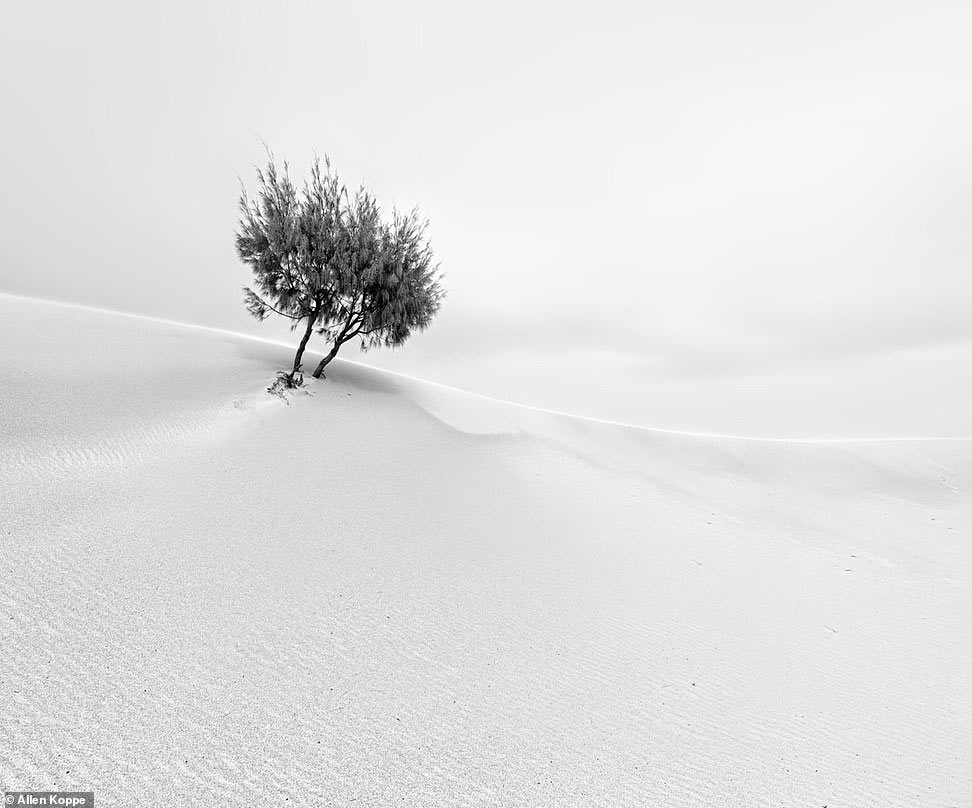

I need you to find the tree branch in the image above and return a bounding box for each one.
[262,298,302,320]
[244,287,302,321]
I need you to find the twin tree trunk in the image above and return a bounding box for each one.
[290,310,343,379]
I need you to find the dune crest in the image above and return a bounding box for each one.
[1,295,970,807]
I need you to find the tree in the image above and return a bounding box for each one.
[235,152,444,382]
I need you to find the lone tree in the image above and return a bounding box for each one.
[236,153,444,381]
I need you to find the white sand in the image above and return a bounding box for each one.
[1,294,970,807]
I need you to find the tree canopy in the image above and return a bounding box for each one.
[236,153,444,381]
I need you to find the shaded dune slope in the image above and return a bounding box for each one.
[1,296,970,807]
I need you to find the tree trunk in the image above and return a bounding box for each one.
[312,307,360,379]
[311,343,340,379]
[292,314,317,375]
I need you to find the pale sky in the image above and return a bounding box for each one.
[2,0,971,437]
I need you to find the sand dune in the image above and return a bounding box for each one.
[1,294,970,807]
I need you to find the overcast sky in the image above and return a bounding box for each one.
[2,0,970,436]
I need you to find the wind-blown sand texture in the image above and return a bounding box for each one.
[2,294,970,807]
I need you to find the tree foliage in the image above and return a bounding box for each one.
[236,152,444,380]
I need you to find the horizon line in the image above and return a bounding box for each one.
[3,290,969,446]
